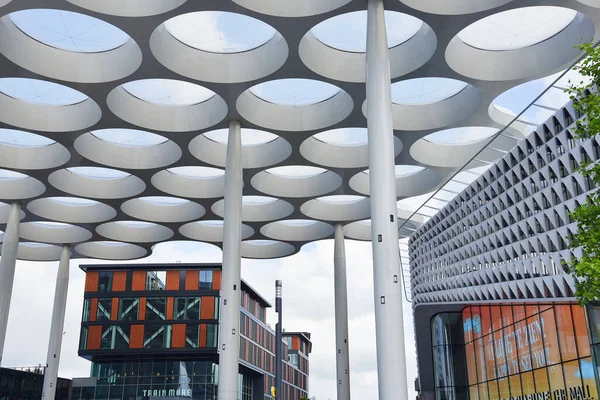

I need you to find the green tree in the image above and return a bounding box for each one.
[566,42,600,305]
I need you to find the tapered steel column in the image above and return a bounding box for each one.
[217,121,243,400]
[41,246,71,400]
[0,202,20,365]
[334,225,351,400]
[366,1,409,399]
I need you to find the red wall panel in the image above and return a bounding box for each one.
[166,270,180,290]
[185,270,199,290]
[172,324,186,348]
[112,271,126,291]
[85,272,98,292]
[87,326,102,350]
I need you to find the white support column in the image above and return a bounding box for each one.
[0,202,20,366]
[42,246,71,400]
[217,121,243,400]
[334,224,351,400]
[366,1,409,399]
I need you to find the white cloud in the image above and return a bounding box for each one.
[1,240,418,400]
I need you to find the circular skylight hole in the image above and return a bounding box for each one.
[317,195,365,204]
[122,79,215,107]
[141,197,189,206]
[267,166,327,179]
[203,129,278,147]
[457,7,577,51]
[313,128,368,147]
[90,129,168,147]
[244,196,278,205]
[392,78,468,105]
[250,79,340,106]
[48,197,100,206]
[67,167,129,180]
[0,78,87,106]
[311,11,423,53]
[9,9,129,53]
[424,127,498,145]
[164,11,276,54]
[279,219,319,227]
[0,169,28,180]
[168,167,224,179]
[363,166,426,178]
[0,129,54,147]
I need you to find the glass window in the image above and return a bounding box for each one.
[556,305,578,362]
[98,271,113,292]
[144,325,172,349]
[118,298,139,321]
[174,297,187,320]
[490,306,502,333]
[187,297,200,320]
[97,298,112,322]
[540,308,561,365]
[79,326,88,351]
[509,374,522,397]
[571,305,591,358]
[497,377,509,400]
[199,271,213,289]
[474,337,487,383]
[514,319,532,373]
[533,368,549,394]
[146,297,167,321]
[588,305,600,345]
[527,314,546,369]
[469,386,479,400]
[547,364,565,394]
[206,324,218,347]
[186,325,199,348]
[520,371,535,397]
[580,357,599,399]
[82,298,91,322]
[502,324,518,376]
[463,307,473,344]
[563,360,583,393]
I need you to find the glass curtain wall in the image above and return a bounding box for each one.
[461,304,598,400]
[70,360,254,400]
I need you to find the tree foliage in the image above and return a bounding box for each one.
[566,42,600,305]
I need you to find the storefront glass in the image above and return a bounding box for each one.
[459,304,600,400]
[71,359,254,400]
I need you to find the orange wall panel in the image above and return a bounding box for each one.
[132,271,146,291]
[167,297,174,320]
[172,324,186,348]
[185,270,199,290]
[111,298,119,321]
[200,324,207,347]
[130,325,144,349]
[85,272,98,292]
[201,297,215,319]
[90,298,98,322]
[292,337,300,351]
[138,297,146,320]
[212,271,221,290]
[166,270,180,290]
[87,326,102,350]
[112,271,127,291]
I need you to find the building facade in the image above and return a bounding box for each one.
[409,100,600,400]
[0,367,71,400]
[72,264,310,400]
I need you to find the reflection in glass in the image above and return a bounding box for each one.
[97,298,112,322]
[118,298,139,321]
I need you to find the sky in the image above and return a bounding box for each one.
[0,7,583,400]
[1,240,417,400]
